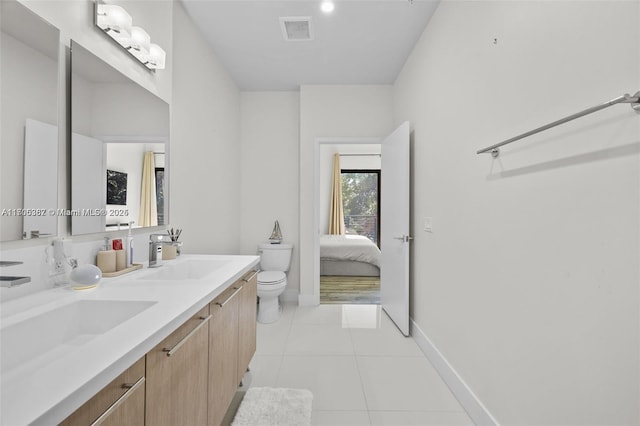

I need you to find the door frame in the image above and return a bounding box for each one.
[312,137,381,305]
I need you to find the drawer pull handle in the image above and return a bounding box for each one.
[162,315,211,357]
[216,286,242,308]
[242,270,258,282]
[91,376,145,426]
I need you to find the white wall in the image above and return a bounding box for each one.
[299,85,393,301]
[171,2,241,254]
[318,144,381,235]
[394,1,640,424]
[239,92,300,297]
[91,83,170,137]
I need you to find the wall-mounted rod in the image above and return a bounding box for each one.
[477,91,640,157]
[339,153,381,157]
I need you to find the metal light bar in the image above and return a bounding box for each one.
[95,0,166,70]
[477,91,640,158]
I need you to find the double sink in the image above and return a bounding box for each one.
[1,259,230,376]
[0,255,259,425]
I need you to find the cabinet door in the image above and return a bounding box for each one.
[146,307,210,426]
[237,270,258,384]
[60,357,145,426]
[208,285,241,426]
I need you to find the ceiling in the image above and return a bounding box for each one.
[179,0,440,91]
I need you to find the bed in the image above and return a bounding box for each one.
[319,234,380,277]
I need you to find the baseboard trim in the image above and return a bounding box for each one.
[297,294,317,306]
[410,319,499,426]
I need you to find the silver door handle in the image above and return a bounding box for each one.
[162,315,211,357]
[90,376,145,426]
[242,270,258,282]
[216,286,242,308]
[393,235,414,243]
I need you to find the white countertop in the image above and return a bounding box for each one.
[0,254,260,426]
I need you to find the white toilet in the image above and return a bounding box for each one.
[257,242,292,324]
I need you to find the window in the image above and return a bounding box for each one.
[341,169,380,244]
[155,168,165,226]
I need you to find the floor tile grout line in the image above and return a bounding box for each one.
[273,303,297,387]
[256,303,472,424]
[352,350,374,425]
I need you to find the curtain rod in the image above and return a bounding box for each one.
[477,90,640,158]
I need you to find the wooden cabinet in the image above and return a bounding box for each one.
[208,284,241,426]
[60,267,258,426]
[237,270,258,384]
[60,357,145,426]
[145,306,210,426]
[208,270,258,426]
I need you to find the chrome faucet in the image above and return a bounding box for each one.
[149,234,165,268]
[22,230,52,239]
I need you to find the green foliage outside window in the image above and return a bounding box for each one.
[341,171,379,243]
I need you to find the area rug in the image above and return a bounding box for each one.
[231,387,313,426]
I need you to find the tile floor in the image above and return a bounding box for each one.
[246,303,474,426]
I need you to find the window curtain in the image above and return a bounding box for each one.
[328,153,345,235]
[138,151,158,227]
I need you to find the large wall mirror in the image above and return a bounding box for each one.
[70,41,169,236]
[0,0,60,241]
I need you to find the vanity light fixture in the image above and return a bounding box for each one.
[95,1,166,70]
[147,44,166,69]
[129,26,151,55]
[96,3,132,43]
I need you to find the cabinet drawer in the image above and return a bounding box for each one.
[208,284,241,426]
[146,306,210,426]
[238,270,258,383]
[149,306,210,355]
[59,357,145,426]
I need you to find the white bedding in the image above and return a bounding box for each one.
[320,234,381,267]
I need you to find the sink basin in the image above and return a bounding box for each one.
[139,259,229,280]
[1,300,156,375]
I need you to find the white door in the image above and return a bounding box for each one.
[380,121,411,336]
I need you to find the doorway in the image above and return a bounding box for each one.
[317,143,382,304]
[313,122,411,335]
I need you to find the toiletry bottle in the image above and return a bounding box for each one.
[126,222,134,267]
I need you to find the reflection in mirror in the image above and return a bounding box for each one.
[70,41,169,235]
[0,0,60,241]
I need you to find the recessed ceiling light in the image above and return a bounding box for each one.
[321,1,335,14]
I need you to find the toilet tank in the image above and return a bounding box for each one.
[258,242,292,272]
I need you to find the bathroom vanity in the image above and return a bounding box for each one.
[0,255,259,425]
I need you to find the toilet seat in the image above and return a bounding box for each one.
[258,271,286,285]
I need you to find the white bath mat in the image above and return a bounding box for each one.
[231,387,313,426]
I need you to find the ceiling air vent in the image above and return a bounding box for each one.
[280,17,313,41]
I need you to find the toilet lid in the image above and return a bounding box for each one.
[258,271,286,284]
